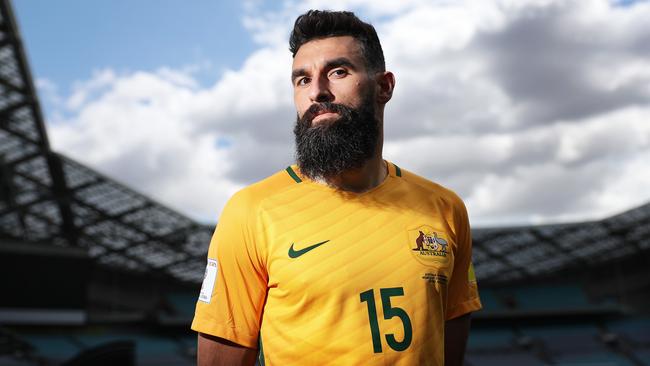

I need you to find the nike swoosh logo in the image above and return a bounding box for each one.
[288,240,330,258]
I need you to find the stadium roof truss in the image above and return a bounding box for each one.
[1,0,649,286]
[472,204,650,284]
[0,0,211,283]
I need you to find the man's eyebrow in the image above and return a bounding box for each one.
[291,57,358,82]
[324,57,357,71]
[291,68,307,82]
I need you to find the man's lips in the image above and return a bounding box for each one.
[312,111,339,122]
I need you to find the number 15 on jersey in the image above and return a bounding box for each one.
[360,287,413,353]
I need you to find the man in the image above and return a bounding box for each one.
[192,10,481,366]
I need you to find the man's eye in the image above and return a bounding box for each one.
[330,69,347,78]
[296,77,310,86]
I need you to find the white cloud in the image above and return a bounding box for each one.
[45,0,650,226]
[49,68,240,222]
[66,69,117,110]
[36,78,62,105]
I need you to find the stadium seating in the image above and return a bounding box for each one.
[466,322,649,366]
[466,327,514,350]
[553,351,635,366]
[508,284,591,310]
[16,333,82,362]
[466,284,649,366]
[466,351,548,366]
[474,288,505,311]
[633,349,650,363]
[62,341,135,366]
[14,330,195,365]
[164,291,198,318]
[518,323,603,354]
[0,357,34,366]
[607,318,650,345]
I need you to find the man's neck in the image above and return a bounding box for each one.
[318,155,388,193]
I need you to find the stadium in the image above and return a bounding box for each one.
[1,0,649,365]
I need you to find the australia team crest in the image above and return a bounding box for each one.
[407,226,450,266]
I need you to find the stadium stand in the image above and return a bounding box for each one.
[1,0,649,364]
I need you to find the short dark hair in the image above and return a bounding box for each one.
[289,10,385,72]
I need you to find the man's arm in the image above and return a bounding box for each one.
[197,333,258,366]
[444,312,471,366]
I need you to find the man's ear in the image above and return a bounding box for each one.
[376,71,395,104]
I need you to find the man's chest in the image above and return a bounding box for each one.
[258,199,458,301]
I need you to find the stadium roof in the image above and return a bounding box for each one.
[0,0,211,283]
[472,204,650,284]
[1,0,649,286]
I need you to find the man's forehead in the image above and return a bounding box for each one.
[292,36,364,68]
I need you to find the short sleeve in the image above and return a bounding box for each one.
[445,199,482,320]
[191,190,268,348]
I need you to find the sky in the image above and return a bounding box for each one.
[13,0,650,227]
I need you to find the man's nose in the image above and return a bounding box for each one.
[308,75,334,103]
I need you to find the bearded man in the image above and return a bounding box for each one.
[192,10,482,366]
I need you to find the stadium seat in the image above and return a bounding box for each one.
[508,284,591,310]
[62,340,134,366]
[519,324,603,354]
[65,332,193,366]
[607,318,650,345]
[466,351,548,366]
[476,288,505,311]
[467,328,514,350]
[18,333,82,362]
[633,348,650,363]
[553,350,635,366]
[165,292,198,317]
[0,356,35,366]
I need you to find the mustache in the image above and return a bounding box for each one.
[301,102,351,125]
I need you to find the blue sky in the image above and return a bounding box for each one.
[9,0,650,226]
[14,0,257,94]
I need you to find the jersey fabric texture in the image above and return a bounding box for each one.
[191,162,482,366]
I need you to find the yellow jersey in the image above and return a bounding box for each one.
[192,162,481,365]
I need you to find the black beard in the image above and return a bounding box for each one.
[294,96,379,180]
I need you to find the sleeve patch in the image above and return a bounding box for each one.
[198,259,218,303]
[468,262,477,283]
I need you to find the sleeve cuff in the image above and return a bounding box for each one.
[191,315,259,349]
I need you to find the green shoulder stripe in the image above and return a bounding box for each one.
[393,163,402,177]
[286,166,302,183]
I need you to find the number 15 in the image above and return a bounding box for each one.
[360,287,413,353]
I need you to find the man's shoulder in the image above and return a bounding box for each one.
[394,163,466,209]
[227,166,302,209]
